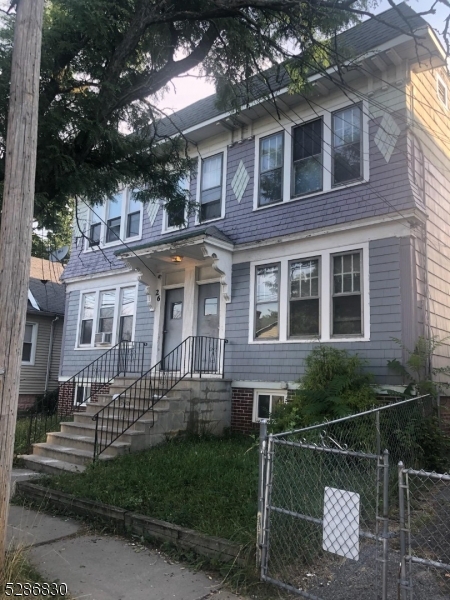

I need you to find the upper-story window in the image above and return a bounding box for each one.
[200,154,223,222]
[259,132,284,206]
[163,174,190,233]
[292,119,323,197]
[255,102,367,209]
[332,105,362,185]
[86,188,143,250]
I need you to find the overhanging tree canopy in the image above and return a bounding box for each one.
[0,0,445,230]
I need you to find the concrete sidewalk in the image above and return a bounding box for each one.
[8,497,244,600]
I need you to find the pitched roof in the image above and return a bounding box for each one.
[28,278,65,316]
[29,256,64,283]
[154,3,427,138]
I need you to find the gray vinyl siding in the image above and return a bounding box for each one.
[20,315,64,395]
[60,282,154,378]
[62,85,416,281]
[224,238,405,384]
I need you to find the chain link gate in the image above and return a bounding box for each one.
[260,434,389,599]
[257,396,435,600]
[398,466,450,599]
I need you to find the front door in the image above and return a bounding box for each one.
[162,287,184,370]
[195,283,220,373]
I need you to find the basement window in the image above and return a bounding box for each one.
[253,390,287,422]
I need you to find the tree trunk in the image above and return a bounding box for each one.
[0,0,44,571]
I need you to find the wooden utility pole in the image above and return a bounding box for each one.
[0,0,45,571]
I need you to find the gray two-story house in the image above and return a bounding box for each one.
[21,4,450,473]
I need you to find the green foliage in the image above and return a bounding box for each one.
[271,346,376,432]
[0,1,369,229]
[387,336,450,398]
[41,433,259,543]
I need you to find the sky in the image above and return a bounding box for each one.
[157,0,449,114]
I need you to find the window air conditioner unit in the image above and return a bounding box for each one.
[95,332,112,345]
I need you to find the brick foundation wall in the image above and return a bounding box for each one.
[57,381,111,416]
[231,388,258,434]
[18,394,36,411]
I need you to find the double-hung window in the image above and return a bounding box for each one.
[259,132,283,206]
[22,323,37,364]
[106,193,122,243]
[127,192,141,238]
[89,217,101,247]
[292,119,323,197]
[332,252,362,336]
[200,154,223,222]
[118,287,136,341]
[251,246,368,343]
[332,105,362,185]
[79,293,95,345]
[78,285,137,347]
[165,174,189,231]
[289,258,320,337]
[254,264,279,340]
[97,290,115,343]
[87,188,142,249]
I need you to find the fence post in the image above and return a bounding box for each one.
[257,419,268,567]
[381,450,390,600]
[398,461,409,600]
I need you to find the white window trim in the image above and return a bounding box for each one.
[22,322,38,366]
[248,242,370,344]
[436,74,448,108]
[84,187,143,252]
[162,204,188,234]
[28,289,40,311]
[252,389,288,423]
[195,148,227,225]
[75,282,139,349]
[253,99,369,211]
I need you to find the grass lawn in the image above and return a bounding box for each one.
[40,434,259,544]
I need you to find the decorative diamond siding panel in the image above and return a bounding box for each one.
[374,113,401,163]
[231,160,250,203]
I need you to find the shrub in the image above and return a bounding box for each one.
[271,346,376,432]
[32,389,59,415]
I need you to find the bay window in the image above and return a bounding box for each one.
[200,154,223,222]
[255,264,279,340]
[86,188,142,249]
[332,252,362,336]
[259,132,283,206]
[289,258,320,337]
[332,105,362,185]
[77,285,137,347]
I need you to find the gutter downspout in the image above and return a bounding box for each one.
[45,315,59,393]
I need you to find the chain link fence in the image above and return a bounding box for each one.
[398,467,450,600]
[258,395,449,600]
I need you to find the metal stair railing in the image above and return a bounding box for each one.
[24,340,148,452]
[92,336,228,459]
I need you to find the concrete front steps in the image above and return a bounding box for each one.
[20,375,232,475]
[19,376,189,475]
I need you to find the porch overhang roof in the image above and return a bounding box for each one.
[116,226,234,310]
